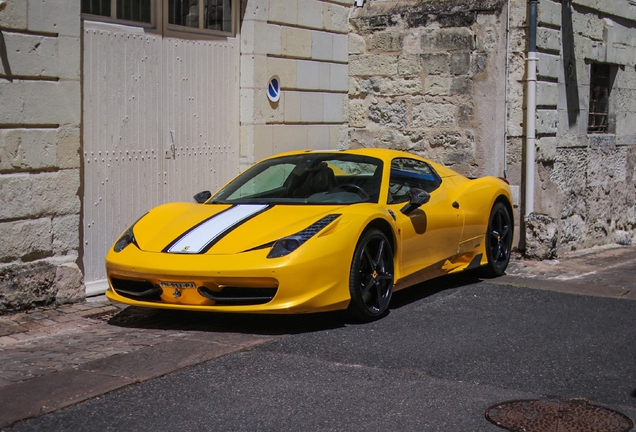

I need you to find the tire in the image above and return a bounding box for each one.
[483,202,513,277]
[347,229,394,321]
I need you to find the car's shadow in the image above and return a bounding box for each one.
[106,271,485,335]
[390,270,484,309]
[106,305,348,335]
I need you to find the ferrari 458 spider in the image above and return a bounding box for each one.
[106,149,513,321]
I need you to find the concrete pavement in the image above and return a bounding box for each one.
[0,300,279,428]
[1,244,635,429]
[496,244,636,300]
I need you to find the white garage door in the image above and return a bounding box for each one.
[82,19,239,294]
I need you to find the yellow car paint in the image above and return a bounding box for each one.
[105,148,513,317]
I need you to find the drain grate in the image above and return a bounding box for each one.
[485,398,633,432]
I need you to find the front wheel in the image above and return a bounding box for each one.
[347,229,394,322]
[483,202,513,277]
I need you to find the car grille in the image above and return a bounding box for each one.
[198,286,277,305]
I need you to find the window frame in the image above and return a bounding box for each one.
[81,0,237,36]
[387,158,442,205]
[587,62,617,134]
[165,0,235,37]
[81,0,157,29]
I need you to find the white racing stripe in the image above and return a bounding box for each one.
[167,204,269,254]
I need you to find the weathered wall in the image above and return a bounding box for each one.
[0,0,84,312]
[349,0,636,258]
[346,0,508,179]
[509,0,636,257]
[239,0,352,170]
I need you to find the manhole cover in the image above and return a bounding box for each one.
[485,398,633,432]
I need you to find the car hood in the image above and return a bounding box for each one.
[132,202,351,255]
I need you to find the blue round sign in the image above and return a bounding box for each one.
[267,76,280,103]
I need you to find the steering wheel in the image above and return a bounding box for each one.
[335,183,370,200]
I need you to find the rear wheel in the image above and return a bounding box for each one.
[347,229,394,322]
[483,202,513,277]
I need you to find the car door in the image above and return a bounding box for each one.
[387,158,464,280]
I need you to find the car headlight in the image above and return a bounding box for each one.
[267,214,341,258]
[113,225,137,252]
[113,214,146,252]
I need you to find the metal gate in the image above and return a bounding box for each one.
[82,21,239,294]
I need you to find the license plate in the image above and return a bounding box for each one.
[159,281,196,289]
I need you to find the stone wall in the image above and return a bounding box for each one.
[0,0,84,312]
[509,0,636,257]
[346,0,508,179]
[348,0,636,258]
[239,0,352,170]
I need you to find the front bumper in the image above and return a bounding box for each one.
[105,238,354,314]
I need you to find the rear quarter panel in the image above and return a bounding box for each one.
[452,176,513,243]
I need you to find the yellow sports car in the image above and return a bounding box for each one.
[106,149,513,321]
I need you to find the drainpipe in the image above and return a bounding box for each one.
[503,0,511,179]
[525,0,538,216]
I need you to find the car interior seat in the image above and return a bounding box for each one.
[292,163,337,198]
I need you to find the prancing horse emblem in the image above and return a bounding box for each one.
[173,289,181,299]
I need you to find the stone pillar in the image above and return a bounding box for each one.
[0,0,84,312]
[239,0,351,172]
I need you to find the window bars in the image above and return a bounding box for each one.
[588,63,610,133]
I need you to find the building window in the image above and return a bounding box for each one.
[82,0,152,24]
[168,0,232,33]
[588,63,611,133]
[81,0,111,18]
[81,0,234,34]
[118,0,152,23]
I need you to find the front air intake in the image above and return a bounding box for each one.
[198,286,277,305]
[111,278,162,300]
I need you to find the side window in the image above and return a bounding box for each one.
[388,158,441,204]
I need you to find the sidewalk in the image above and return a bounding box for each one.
[1,245,635,429]
[496,244,636,300]
[0,298,278,429]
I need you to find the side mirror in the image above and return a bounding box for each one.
[400,188,430,215]
[194,190,212,204]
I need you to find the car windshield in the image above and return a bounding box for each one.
[211,153,383,205]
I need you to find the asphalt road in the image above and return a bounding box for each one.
[6,274,636,431]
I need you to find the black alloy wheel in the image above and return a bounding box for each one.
[348,229,394,321]
[484,202,513,277]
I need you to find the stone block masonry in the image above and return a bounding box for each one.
[507,0,636,256]
[347,0,507,179]
[351,0,636,257]
[0,0,84,312]
[240,0,352,171]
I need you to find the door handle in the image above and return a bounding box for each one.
[165,130,176,159]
